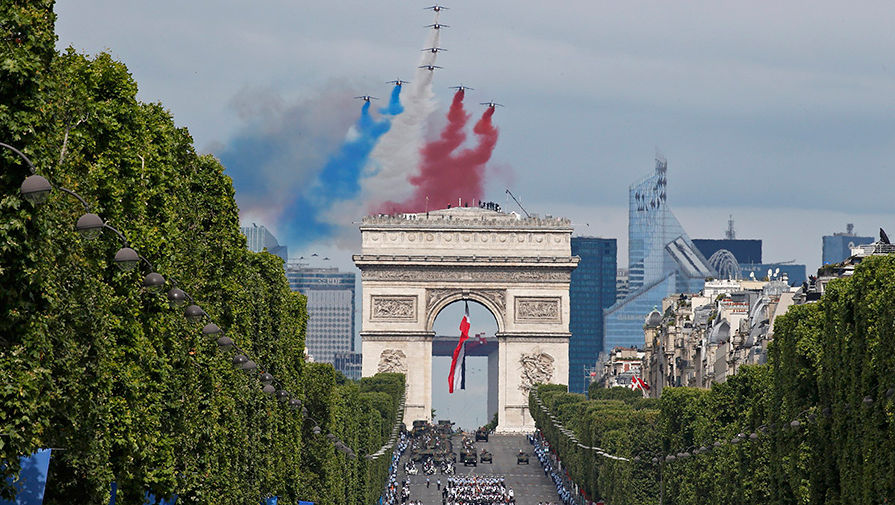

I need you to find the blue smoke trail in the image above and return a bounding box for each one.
[282,99,397,247]
[380,84,404,115]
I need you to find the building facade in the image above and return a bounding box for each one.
[822,224,874,266]
[241,223,288,262]
[285,263,356,368]
[603,157,714,353]
[640,278,794,397]
[593,347,645,390]
[568,237,617,394]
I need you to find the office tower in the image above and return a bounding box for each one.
[603,157,713,352]
[822,224,873,265]
[569,237,617,394]
[241,223,288,262]
[285,262,356,368]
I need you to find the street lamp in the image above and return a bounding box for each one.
[167,288,187,307]
[113,247,140,272]
[76,213,104,239]
[20,175,52,205]
[202,323,221,337]
[143,272,166,292]
[184,304,205,323]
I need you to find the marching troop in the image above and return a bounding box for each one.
[441,476,515,505]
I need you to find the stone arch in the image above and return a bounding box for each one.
[425,288,506,334]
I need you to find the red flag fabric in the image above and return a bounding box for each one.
[448,302,471,393]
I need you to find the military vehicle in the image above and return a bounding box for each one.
[480,449,492,463]
[475,427,489,442]
[516,450,529,464]
[436,420,454,435]
[462,449,477,467]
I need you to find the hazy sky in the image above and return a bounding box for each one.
[55,1,895,271]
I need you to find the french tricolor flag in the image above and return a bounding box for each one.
[448,302,471,393]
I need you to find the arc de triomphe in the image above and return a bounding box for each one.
[354,206,578,432]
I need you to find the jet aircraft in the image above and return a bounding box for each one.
[421,47,447,53]
[425,23,450,29]
[354,95,378,102]
[449,84,474,91]
[418,65,443,71]
[386,79,409,86]
[425,5,449,12]
[480,101,504,108]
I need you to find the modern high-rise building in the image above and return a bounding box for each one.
[615,269,630,303]
[333,351,363,381]
[822,224,873,265]
[241,223,288,262]
[285,262,356,368]
[603,157,714,353]
[568,237,617,394]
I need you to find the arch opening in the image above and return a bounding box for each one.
[430,299,499,432]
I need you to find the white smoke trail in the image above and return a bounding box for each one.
[362,26,442,209]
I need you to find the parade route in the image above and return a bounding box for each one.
[399,434,563,505]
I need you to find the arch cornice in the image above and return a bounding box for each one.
[425,288,506,333]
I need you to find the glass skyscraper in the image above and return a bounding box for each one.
[569,237,617,394]
[285,263,356,368]
[603,157,713,352]
[241,223,288,262]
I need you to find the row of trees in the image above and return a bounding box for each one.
[531,255,895,505]
[1,2,404,503]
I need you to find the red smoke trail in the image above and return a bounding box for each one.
[379,91,499,213]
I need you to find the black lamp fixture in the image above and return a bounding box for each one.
[259,373,274,384]
[76,213,104,239]
[184,304,204,323]
[202,323,221,336]
[113,247,140,272]
[143,272,166,292]
[216,336,234,349]
[232,354,249,367]
[167,288,187,307]
[20,175,53,205]
[276,390,290,402]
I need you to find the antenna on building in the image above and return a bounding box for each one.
[505,188,531,218]
[725,215,736,240]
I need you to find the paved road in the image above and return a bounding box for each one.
[399,434,561,505]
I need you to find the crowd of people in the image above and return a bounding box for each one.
[380,432,409,505]
[441,476,515,505]
[530,432,575,505]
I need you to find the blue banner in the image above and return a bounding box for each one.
[0,448,52,505]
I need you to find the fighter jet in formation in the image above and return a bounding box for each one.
[425,23,450,30]
[418,65,443,71]
[386,79,410,86]
[425,5,449,12]
[480,101,504,108]
[354,95,378,102]
[421,47,447,54]
[449,84,474,91]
